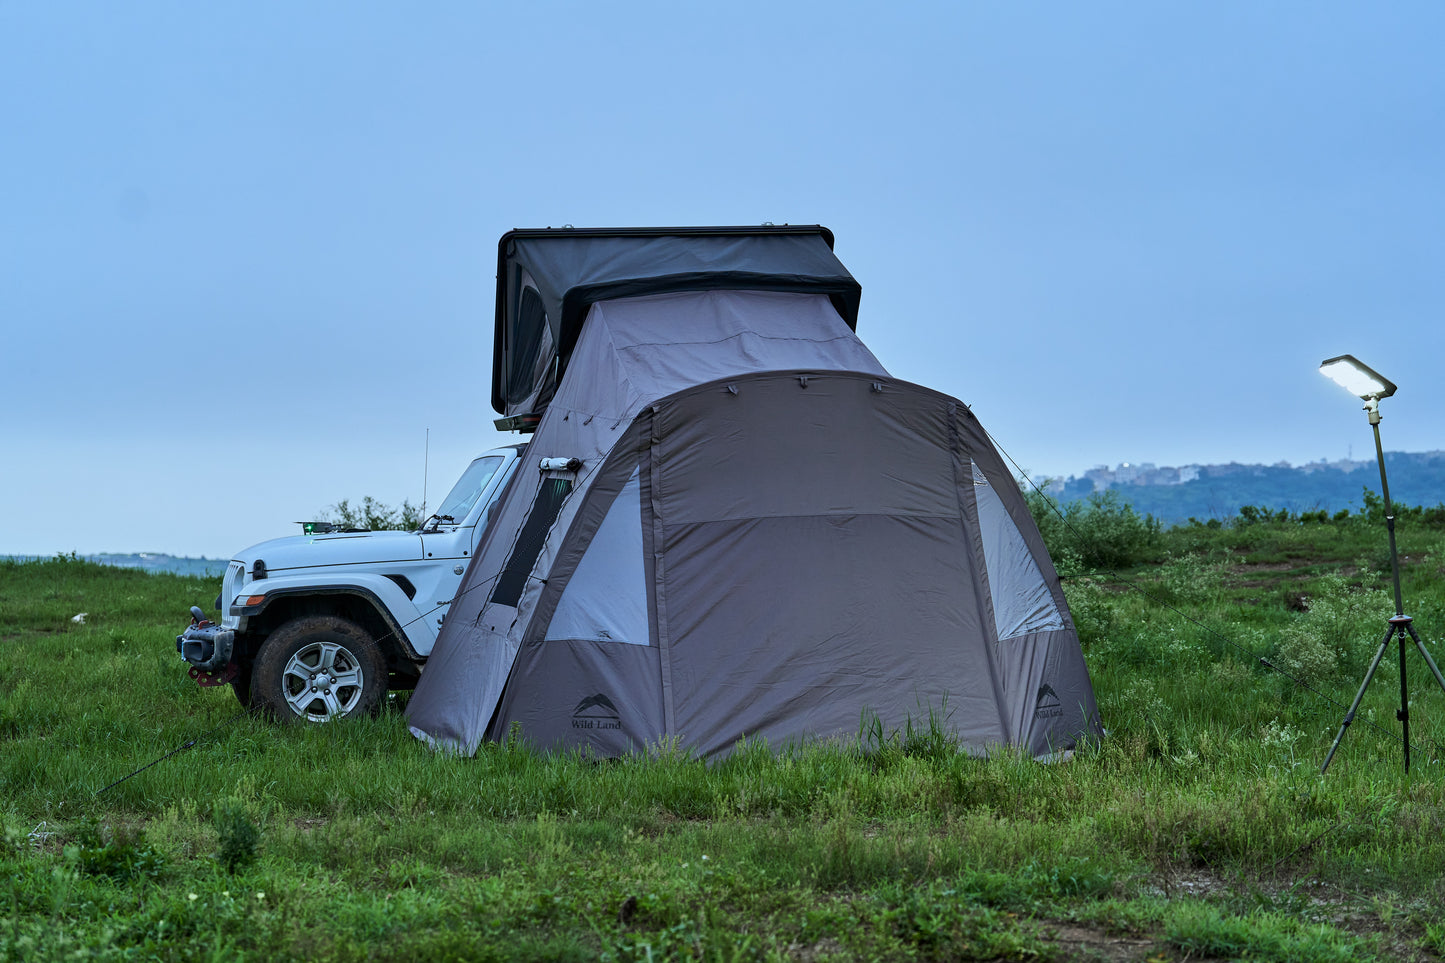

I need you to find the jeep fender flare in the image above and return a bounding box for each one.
[228,574,434,661]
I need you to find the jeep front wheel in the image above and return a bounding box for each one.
[252,616,386,722]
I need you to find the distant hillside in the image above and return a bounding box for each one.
[1043,450,1445,524]
[1,553,227,577]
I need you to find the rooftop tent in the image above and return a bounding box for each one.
[491,226,862,420]
[408,227,1102,759]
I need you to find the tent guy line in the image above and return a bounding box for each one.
[93,703,261,798]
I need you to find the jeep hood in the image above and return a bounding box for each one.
[234,530,424,573]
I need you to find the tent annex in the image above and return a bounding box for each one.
[407,227,1102,759]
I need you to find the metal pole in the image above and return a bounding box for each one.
[1369,406,1413,773]
[1399,625,1411,773]
[1370,408,1405,619]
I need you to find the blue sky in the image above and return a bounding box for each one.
[3,2,1442,558]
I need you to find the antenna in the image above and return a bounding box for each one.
[422,428,430,519]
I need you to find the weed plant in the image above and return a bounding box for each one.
[4,518,1445,961]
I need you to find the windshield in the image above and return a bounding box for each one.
[433,456,505,523]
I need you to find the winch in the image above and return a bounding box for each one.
[176,606,237,684]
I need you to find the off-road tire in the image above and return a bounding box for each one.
[252,616,387,723]
[229,661,252,709]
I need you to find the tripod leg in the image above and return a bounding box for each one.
[1405,622,1445,696]
[1399,628,1410,774]
[1321,625,1395,774]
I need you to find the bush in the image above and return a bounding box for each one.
[68,819,166,881]
[1061,577,1116,648]
[1273,574,1393,686]
[1236,504,1294,526]
[1026,486,1162,571]
[319,496,422,532]
[1156,552,1227,605]
[213,799,260,873]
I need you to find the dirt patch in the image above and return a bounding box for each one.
[1041,922,1163,962]
[785,937,844,962]
[1231,561,1296,574]
[1235,577,1310,589]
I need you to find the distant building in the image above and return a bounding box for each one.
[1083,465,1115,492]
[1031,475,1067,494]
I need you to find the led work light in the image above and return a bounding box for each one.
[1317,355,1445,775]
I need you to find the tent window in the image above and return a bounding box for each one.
[972,462,1064,640]
[505,283,548,406]
[544,468,647,645]
[491,477,573,607]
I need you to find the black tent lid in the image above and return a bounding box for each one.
[499,224,839,245]
[491,225,862,416]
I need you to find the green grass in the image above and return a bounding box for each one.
[4,522,1445,961]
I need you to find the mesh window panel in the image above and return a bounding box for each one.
[506,286,548,406]
[491,477,574,607]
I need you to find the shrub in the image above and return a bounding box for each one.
[319,496,422,532]
[1157,552,1227,605]
[1273,574,1393,686]
[1026,486,1162,571]
[213,799,260,873]
[1061,577,1116,648]
[68,819,166,881]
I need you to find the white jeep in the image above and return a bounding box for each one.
[177,444,525,721]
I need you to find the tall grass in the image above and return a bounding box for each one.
[4,520,1445,960]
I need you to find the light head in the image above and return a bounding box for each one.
[1320,355,1397,401]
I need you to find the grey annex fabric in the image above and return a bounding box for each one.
[475,371,1102,760]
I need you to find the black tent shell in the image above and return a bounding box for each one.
[491,226,862,417]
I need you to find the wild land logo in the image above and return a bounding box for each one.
[572,693,622,730]
[1033,684,1064,720]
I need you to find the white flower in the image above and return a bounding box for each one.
[188,893,198,901]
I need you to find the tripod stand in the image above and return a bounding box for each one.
[1320,391,1445,774]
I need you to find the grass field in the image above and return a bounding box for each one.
[5,506,1445,961]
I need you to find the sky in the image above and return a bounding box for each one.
[3,2,1443,558]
